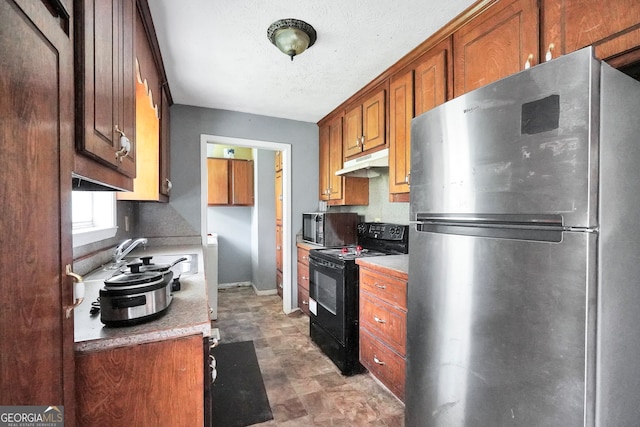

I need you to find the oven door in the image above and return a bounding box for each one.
[308,255,345,344]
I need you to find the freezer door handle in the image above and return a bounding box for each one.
[414,213,567,243]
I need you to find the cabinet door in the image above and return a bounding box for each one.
[343,104,363,158]
[542,0,640,65]
[328,115,344,200]
[318,122,331,200]
[453,0,539,97]
[76,335,204,426]
[76,0,136,177]
[231,159,254,205]
[159,84,171,197]
[276,224,283,271]
[389,70,413,197]
[207,158,229,205]
[1,0,75,413]
[361,88,386,152]
[275,169,283,224]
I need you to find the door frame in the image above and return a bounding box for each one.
[199,134,293,313]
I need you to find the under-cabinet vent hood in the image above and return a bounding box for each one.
[335,148,389,178]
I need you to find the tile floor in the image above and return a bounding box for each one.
[212,286,405,426]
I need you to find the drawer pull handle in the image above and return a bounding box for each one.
[373,356,385,365]
[374,316,386,324]
[302,300,309,305]
[374,284,386,290]
[301,276,307,280]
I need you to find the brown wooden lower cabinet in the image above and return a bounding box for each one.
[296,244,312,315]
[360,328,406,401]
[358,263,408,401]
[75,335,204,427]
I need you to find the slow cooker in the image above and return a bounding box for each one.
[100,269,173,327]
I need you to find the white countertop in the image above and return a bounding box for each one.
[74,244,211,353]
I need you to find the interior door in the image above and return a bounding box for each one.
[1,0,75,420]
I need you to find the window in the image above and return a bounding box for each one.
[72,191,118,247]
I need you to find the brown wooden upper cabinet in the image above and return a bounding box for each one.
[319,115,344,201]
[118,3,171,202]
[74,0,137,188]
[542,0,640,67]
[319,115,369,205]
[343,85,387,159]
[207,158,254,206]
[453,0,539,97]
[275,168,283,224]
[389,38,452,202]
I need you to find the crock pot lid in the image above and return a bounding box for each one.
[105,271,164,286]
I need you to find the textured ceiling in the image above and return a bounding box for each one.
[148,1,476,123]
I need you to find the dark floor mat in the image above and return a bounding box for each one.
[211,340,273,427]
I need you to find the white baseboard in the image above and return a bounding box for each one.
[218,281,252,289]
[253,286,278,296]
[218,281,278,296]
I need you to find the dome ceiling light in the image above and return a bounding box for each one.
[267,18,317,61]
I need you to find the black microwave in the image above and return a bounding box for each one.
[302,212,358,247]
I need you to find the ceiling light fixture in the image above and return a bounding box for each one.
[267,18,317,61]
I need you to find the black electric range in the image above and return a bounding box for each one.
[308,222,408,375]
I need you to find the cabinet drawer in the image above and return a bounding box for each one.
[297,247,310,265]
[297,261,309,291]
[298,286,310,316]
[360,292,406,355]
[360,328,405,401]
[360,268,407,310]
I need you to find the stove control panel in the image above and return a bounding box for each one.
[357,222,407,241]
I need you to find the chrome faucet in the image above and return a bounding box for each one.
[113,238,148,264]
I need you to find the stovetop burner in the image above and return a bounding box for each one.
[319,246,388,260]
[310,222,409,263]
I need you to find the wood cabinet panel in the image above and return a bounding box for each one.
[542,0,640,65]
[360,293,407,355]
[389,38,450,201]
[360,328,406,400]
[230,159,254,205]
[207,158,229,205]
[298,286,310,316]
[297,261,309,291]
[318,115,368,205]
[276,224,283,272]
[207,158,254,206]
[75,0,137,181]
[360,267,408,310]
[76,335,204,426]
[1,0,74,413]
[343,86,387,158]
[275,169,283,224]
[453,0,539,97]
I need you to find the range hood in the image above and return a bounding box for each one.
[335,148,389,178]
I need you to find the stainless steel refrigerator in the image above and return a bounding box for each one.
[407,47,640,426]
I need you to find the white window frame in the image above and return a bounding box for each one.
[72,192,118,247]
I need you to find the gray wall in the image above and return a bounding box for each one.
[140,105,319,302]
[207,206,253,284]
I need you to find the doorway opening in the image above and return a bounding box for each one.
[200,134,293,315]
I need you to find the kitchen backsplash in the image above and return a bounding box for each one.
[331,169,410,224]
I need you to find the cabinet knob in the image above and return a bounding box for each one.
[524,53,534,70]
[277,245,281,251]
[373,356,385,366]
[165,178,172,192]
[374,316,386,324]
[374,283,387,290]
[545,43,555,62]
[301,276,307,280]
[114,126,131,162]
[302,300,309,305]
[302,255,308,260]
